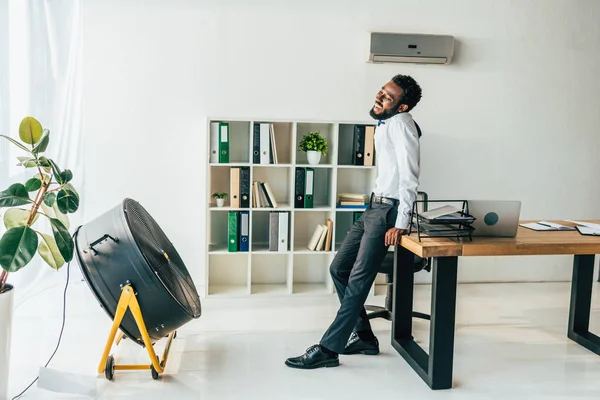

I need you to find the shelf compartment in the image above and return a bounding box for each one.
[251,121,294,165]
[251,210,290,252]
[251,254,290,295]
[337,123,376,166]
[252,166,291,208]
[336,168,377,206]
[295,122,335,165]
[292,254,332,294]
[209,165,251,209]
[294,210,334,252]
[334,211,362,251]
[293,167,333,209]
[209,120,251,164]
[208,254,249,296]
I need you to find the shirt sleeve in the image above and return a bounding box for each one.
[390,118,420,229]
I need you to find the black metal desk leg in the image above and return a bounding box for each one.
[568,254,600,354]
[391,254,459,390]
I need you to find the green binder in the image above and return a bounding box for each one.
[228,211,238,252]
[304,167,314,208]
[353,211,363,223]
[219,122,229,163]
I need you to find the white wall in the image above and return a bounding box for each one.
[82,0,600,290]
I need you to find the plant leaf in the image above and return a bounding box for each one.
[38,156,52,169]
[3,208,38,229]
[0,184,32,207]
[64,183,79,199]
[59,169,73,184]
[48,159,63,184]
[25,178,42,192]
[0,134,31,153]
[37,233,65,270]
[0,226,38,272]
[50,218,73,262]
[57,188,79,214]
[44,192,57,207]
[17,156,37,168]
[19,116,43,145]
[32,129,50,154]
[46,202,70,229]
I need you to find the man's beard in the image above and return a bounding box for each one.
[369,104,399,120]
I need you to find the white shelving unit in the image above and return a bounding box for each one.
[206,118,389,297]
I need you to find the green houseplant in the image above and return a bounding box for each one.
[299,131,328,165]
[0,116,80,398]
[211,192,228,207]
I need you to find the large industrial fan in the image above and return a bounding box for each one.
[74,198,201,380]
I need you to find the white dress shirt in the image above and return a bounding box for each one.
[372,112,420,229]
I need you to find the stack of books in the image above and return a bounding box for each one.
[337,193,367,208]
[307,218,333,251]
[253,181,278,208]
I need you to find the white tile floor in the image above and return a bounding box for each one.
[7,279,600,399]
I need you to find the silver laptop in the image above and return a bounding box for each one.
[468,200,522,237]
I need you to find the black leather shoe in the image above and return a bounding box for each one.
[343,332,379,355]
[285,344,339,369]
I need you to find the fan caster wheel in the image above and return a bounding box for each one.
[151,356,160,380]
[105,355,115,381]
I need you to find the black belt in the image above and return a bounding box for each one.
[370,193,399,206]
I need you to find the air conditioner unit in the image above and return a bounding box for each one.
[368,32,455,65]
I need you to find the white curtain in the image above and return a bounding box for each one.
[0,0,84,305]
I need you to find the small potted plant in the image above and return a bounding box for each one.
[211,192,228,207]
[299,131,328,165]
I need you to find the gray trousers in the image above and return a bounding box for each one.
[320,201,398,353]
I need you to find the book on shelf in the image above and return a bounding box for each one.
[253,122,279,165]
[336,192,366,208]
[307,218,334,251]
[253,180,278,208]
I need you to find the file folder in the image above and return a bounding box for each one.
[364,126,375,166]
[260,123,271,164]
[230,167,240,208]
[353,125,365,165]
[269,212,279,251]
[228,211,238,252]
[240,167,250,208]
[294,167,305,208]
[239,211,249,251]
[210,122,220,163]
[278,212,289,252]
[219,122,229,163]
[252,123,260,164]
[304,167,314,208]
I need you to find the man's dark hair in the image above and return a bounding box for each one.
[392,74,422,112]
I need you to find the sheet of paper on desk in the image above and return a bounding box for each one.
[520,222,575,231]
[576,226,600,236]
[570,221,600,231]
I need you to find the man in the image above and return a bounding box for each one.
[285,74,422,369]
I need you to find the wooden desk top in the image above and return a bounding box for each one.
[400,220,600,258]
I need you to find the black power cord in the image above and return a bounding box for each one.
[11,258,71,400]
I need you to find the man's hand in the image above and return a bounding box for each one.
[385,227,408,246]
